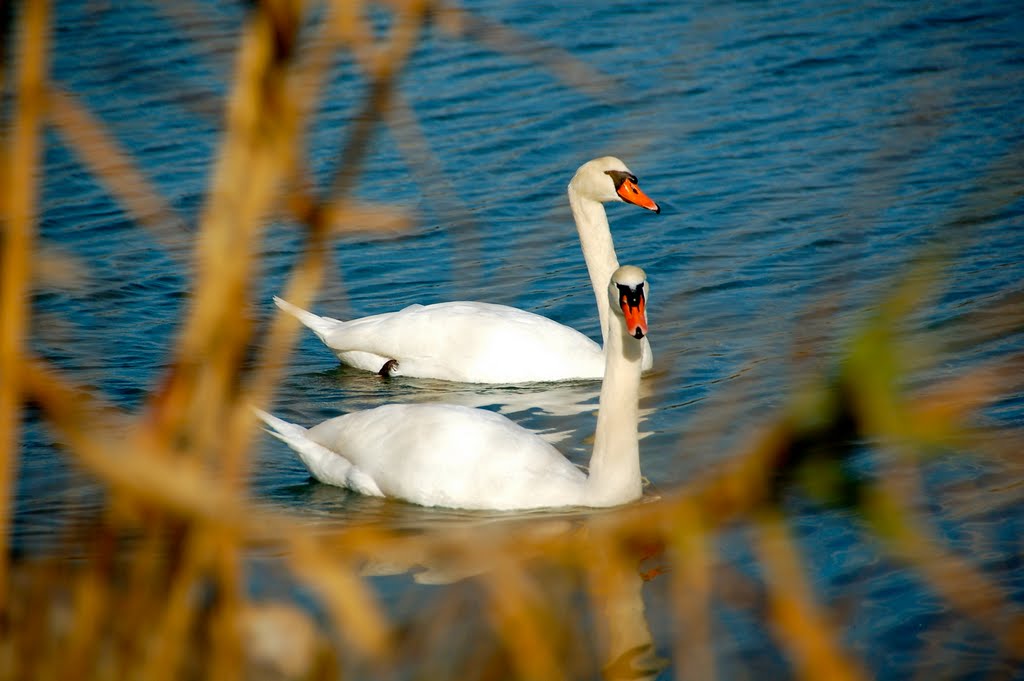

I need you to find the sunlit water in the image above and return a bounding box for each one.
[22,0,1024,678]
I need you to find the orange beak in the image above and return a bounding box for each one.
[616,178,660,213]
[620,294,648,339]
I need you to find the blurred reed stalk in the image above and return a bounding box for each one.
[0,0,49,618]
[0,1,1021,680]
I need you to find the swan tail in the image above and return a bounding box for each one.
[253,408,356,488]
[273,296,341,344]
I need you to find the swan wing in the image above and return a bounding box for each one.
[320,302,605,382]
[307,404,588,510]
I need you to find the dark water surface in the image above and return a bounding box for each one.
[22,1,1024,678]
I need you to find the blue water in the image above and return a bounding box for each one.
[21,0,1024,678]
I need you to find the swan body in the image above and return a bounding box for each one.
[275,157,659,383]
[257,266,650,511]
[274,299,606,384]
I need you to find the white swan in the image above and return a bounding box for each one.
[274,157,659,383]
[256,265,650,511]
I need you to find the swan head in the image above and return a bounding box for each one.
[609,265,649,339]
[569,157,660,213]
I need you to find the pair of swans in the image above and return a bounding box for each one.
[259,158,660,511]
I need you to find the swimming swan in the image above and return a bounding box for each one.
[256,265,650,510]
[273,157,659,383]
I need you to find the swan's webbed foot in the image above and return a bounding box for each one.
[378,359,399,377]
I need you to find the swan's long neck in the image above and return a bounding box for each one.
[584,315,643,507]
[568,186,619,347]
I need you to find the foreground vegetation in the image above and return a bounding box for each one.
[1,1,1021,679]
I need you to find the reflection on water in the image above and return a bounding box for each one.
[273,367,660,447]
[587,533,667,681]
[285,507,667,680]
